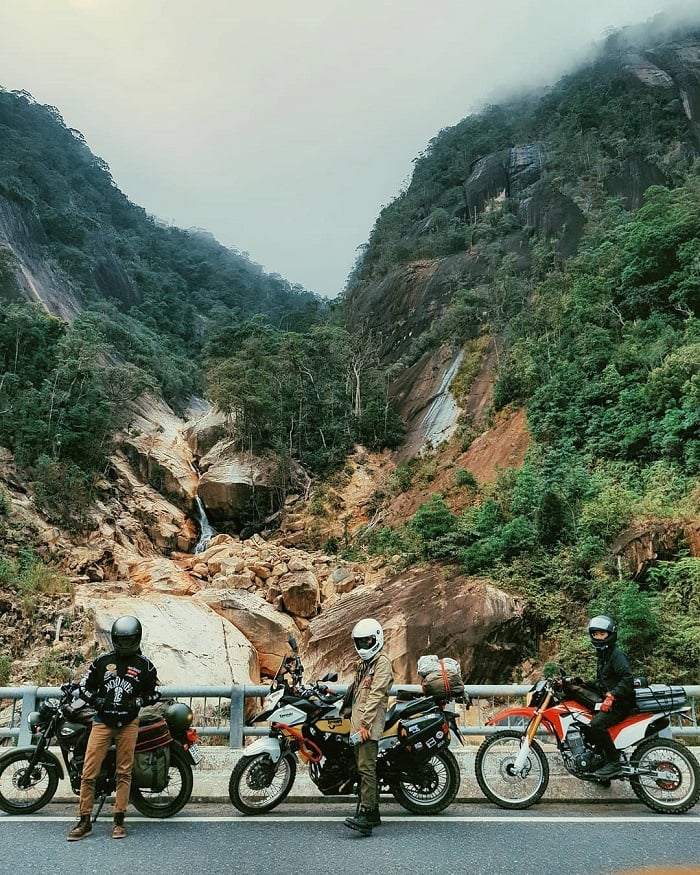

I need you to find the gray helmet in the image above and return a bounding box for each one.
[111,615,142,656]
[588,615,617,650]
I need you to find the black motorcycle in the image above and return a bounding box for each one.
[229,637,464,815]
[0,683,201,818]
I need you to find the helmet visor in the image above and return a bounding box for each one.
[114,633,140,651]
[354,635,376,652]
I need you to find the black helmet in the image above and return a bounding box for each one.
[588,615,617,650]
[111,615,142,656]
[164,702,193,734]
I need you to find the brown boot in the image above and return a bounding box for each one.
[111,812,127,839]
[67,814,92,841]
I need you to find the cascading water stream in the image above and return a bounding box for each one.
[190,462,217,553]
[194,495,217,553]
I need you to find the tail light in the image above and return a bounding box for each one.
[186,727,199,744]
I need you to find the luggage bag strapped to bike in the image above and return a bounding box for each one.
[634,684,687,713]
[417,655,467,704]
[132,718,172,791]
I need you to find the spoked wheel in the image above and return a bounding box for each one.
[130,747,194,818]
[475,730,549,809]
[229,752,297,815]
[0,751,59,814]
[390,749,460,814]
[630,738,700,814]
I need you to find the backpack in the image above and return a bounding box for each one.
[417,655,468,704]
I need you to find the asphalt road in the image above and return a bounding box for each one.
[1,801,699,875]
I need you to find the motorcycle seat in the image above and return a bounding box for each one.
[384,696,434,731]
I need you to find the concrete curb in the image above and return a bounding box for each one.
[52,743,697,805]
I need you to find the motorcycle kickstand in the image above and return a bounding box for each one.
[93,793,107,822]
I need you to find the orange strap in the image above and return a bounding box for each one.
[439,659,450,697]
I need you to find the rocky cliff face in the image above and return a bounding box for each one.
[0,397,532,687]
[344,31,700,459]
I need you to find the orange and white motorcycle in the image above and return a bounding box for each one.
[475,676,700,814]
[228,637,462,815]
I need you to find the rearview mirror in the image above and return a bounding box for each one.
[321,671,338,682]
[288,635,298,653]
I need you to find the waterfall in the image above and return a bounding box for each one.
[194,495,217,554]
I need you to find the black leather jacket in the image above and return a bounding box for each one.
[81,650,160,728]
[595,645,634,706]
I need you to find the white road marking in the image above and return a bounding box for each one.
[1,814,699,823]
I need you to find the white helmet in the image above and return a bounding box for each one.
[352,618,384,661]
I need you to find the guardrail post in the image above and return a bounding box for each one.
[18,687,38,746]
[229,685,245,749]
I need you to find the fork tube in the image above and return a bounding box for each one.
[525,692,552,745]
[513,691,552,773]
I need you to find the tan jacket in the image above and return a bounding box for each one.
[349,651,394,741]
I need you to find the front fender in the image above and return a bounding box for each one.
[1,745,65,780]
[240,736,291,763]
[486,706,537,728]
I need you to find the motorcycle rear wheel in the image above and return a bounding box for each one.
[0,750,59,814]
[130,746,194,818]
[629,737,700,814]
[390,749,460,814]
[229,752,296,815]
[475,729,549,809]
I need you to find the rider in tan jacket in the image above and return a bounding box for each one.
[343,618,393,837]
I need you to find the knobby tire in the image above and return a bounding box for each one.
[229,752,296,815]
[474,729,549,809]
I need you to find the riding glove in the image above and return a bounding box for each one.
[601,692,615,712]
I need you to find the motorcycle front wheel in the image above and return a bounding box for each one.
[629,737,700,814]
[0,751,59,814]
[390,749,460,814]
[229,752,297,814]
[475,729,549,809]
[130,746,194,818]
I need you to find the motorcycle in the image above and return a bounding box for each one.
[474,675,700,814]
[229,636,463,815]
[0,682,201,818]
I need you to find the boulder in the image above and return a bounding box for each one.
[196,453,282,529]
[121,436,198,510]
[304,568,525,684]
[278,570,320,618]
[197,588,298,676]
[183,409,229,458]
[74,592,259,686]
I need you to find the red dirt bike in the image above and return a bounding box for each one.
[474,676,700,814]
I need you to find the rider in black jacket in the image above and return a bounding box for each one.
[67,616,160,842]
[587,615,634,779]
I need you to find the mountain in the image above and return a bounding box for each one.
[0,87,322,401]
[1,14,699,689]
[336,15,700,679]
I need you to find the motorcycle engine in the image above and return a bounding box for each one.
[310,759,354,795]
[68,755,84,793]
[564,726,598,774]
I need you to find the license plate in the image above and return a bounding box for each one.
[188,743,201,764]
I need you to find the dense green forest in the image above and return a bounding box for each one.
[0,87,404,519]
[343,24,700,681]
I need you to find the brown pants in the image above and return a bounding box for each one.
[79,719,139,816]
[355,740,379,809]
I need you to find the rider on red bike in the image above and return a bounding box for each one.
[586,615,635,779]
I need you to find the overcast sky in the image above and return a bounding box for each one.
[0,1,697,297]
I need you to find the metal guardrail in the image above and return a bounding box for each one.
[2,684,699,749]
